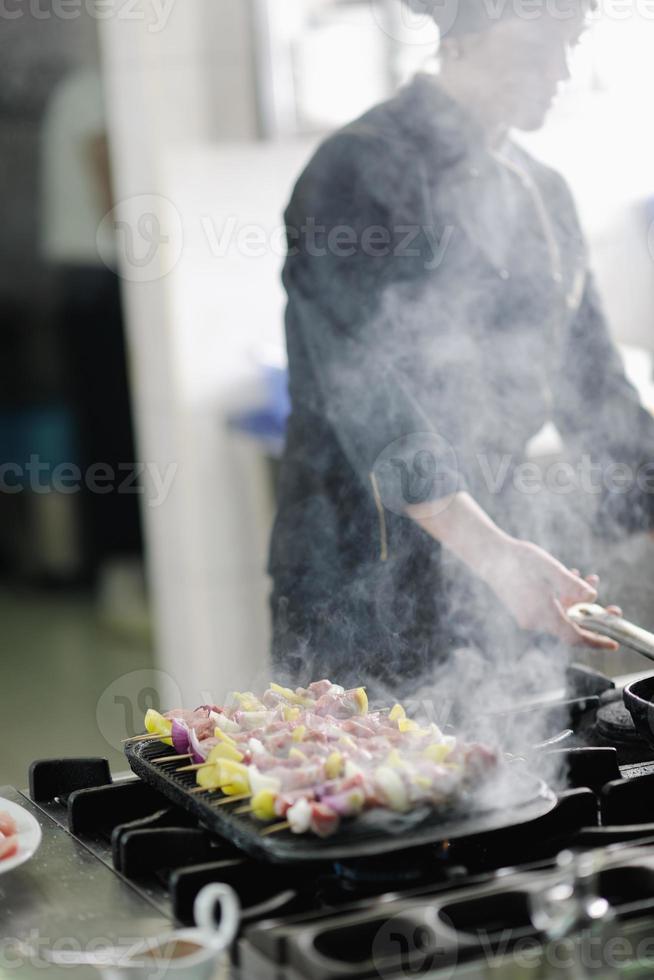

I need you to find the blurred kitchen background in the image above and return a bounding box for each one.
[1,0,654,783]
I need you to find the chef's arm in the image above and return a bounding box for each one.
[409,491,618,650]
[291,250,615,649]
[554,272,654,534]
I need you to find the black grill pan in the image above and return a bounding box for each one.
[125,740,556,864]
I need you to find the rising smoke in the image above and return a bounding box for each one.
[268,0,654,796]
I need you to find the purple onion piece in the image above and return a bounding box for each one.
[171,718,190,755]
[320,793,349,816]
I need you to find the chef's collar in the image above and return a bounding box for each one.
[392,72,500,170]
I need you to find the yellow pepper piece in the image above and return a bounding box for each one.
[389,704,406,722]
[283,705,301,723]
[398,718,419,733]
[251,790,277,821]
[289,747,308,763]
[291,725,306,743]
[144,708,172,735]
[234,692,265,712]
[325,751,344,779]
[213,727,237,746]
[423,743,453,764]
[354,687,368,715]
[339,735,356,751]
[218,758,248,778]
[217,760,250,796]
[270,682,297,701]
[222,784,245,796]
[269,682,314,708]
[196,763,221,790]
[415,775,432,790]
[144,709,173,746]
[386,749,403,769]
[207,743,243,764]
[346,788,366,815]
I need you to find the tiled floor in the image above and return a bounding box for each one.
[0,589,154,788]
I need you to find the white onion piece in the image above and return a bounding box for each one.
[189,726,210,764]
[248,738,266,757]
[237,711,272,731]
[287,798,312,834]
[248,766,282,796]
[374,766,410,812]
[212,713,240,735]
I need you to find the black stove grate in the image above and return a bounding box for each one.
[125,739,556,863]
[597,700,643,743]
[26,741,654,930]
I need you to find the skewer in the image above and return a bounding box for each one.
[154,753,192,764]
[212,793,251,806]
[261,821,290,836]
[175,762,208,773]
[122,733,167,743]
[186,787,251,804]
[232,805,253,815]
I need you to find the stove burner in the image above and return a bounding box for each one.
[596,701,642,745]
[333,848,452,889]
[588,699,654,764]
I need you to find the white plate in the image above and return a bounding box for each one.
[0,798,42,875]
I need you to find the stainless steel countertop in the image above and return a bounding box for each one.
[0,786,170,980]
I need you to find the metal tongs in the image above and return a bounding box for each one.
[567,603,654,664]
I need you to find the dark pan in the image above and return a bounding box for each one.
[125,740,556,864]
[624,675,654,750]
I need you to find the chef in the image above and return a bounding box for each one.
[268,0,654,693]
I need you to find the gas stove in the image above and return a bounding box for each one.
[7,668,654,979]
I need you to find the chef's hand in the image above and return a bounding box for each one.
[490,539,620,650]
[408,492,621,650]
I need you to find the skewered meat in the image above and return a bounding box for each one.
[143,680,499,838]
[0,811,18,862]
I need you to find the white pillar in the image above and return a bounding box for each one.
[98,0,269,704]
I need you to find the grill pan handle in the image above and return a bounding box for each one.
[567,603,654,664]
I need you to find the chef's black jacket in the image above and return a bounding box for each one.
[268,73,654,694]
